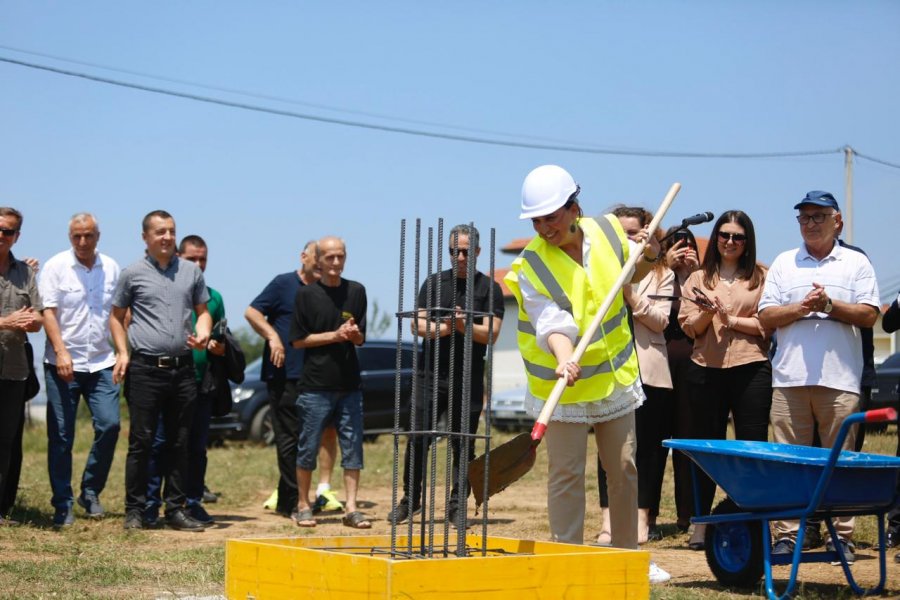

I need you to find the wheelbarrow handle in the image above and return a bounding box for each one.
[530,182,682,441]
[864,407,897,423]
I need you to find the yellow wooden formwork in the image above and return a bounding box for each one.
[226,534,649,599]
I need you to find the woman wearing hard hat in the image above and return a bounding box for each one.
[504,165,671,584]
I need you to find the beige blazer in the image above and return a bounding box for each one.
[627,267,675,390]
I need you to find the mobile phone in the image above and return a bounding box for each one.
[691,287,715,309]
[673,229,692,246]
[648,294,713,308]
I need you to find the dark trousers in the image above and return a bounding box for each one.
[147,389,211,511]
[124,362,196,516]
[687,360,772,517]
[888,390,900,531]
[667,337,696,526]
[268,377,299,515]
[597,385,671,510]
[402,376,482,510]
[0,380,26,516]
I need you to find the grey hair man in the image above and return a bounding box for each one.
[759,191,879,562]
[39,213,121,527]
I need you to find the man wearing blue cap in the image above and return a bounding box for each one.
[759,191,880,562]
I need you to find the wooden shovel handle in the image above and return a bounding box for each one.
[531,182,681,441]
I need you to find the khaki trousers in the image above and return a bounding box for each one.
[544,411,638,548]
[770,386,859,542]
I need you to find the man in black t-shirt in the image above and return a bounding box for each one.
[389,224,504,527]
[289,236,370,529]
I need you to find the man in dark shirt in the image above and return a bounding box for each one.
[245,241,341,518]
[290,236,369,528]
[110,210,211,531]
[881,291,900,562]
[388,224,504,527]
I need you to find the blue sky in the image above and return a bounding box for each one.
[2,2,899,345]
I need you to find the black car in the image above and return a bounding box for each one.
[872,351,900,412]
[210,340,415,444]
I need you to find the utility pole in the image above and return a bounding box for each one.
[844,145,854,243]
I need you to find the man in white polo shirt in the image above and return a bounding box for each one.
[39,213,121,528]
[759,190,880,562]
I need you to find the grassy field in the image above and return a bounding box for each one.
[1,405,897,599]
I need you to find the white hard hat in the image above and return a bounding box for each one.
[519,165,580,219]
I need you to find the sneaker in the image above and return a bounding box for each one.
[124,511,144,530]
[263,489,279,511]
[885,526,899,549]
[165,509,205,532]
[313,489,343,513]
[801,523,823,550]
[143,505,160,528]
[388,499,421,525]
[188,504,215,527]
[202,486,219,504]
[649,561,671,584]
[826,538,855,565]
[448,506,467,529]
[53,507,75,528]
[772,538,795,555]
[77,492,104,518]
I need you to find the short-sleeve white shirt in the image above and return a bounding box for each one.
[758,242,879,394]
[38,249,120,372]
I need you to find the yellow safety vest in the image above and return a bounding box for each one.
[505,215,639,404]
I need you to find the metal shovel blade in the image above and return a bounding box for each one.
[468,432,539,507]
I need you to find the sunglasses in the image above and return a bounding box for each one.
[796,213,834,225]
[0,228,19,237]
[449,248,469,257]
[717,231,747,244]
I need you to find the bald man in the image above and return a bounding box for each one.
[289,237,369,529]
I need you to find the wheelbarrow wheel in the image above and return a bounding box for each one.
[704,498,764,589]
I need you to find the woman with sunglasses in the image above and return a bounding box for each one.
[677,210,772,550]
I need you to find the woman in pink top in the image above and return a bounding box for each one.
[595,207,675,545]
[678,210,772,550]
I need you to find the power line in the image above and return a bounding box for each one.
[0,43,606,147]
[1,53,898,167]
[855,151,900,170]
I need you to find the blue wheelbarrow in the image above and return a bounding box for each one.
[663,408,900,600]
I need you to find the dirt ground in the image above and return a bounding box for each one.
[178,478,899,598]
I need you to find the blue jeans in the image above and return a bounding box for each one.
[44,365,121,510]
[296,390,363,471]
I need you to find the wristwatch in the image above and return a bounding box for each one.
[823,298,833,314]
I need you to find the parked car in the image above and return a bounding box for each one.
[210,340,415,444]
[488,386,530,432]
[872,351,900,412]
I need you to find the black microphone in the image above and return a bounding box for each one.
[681,211,714,227]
